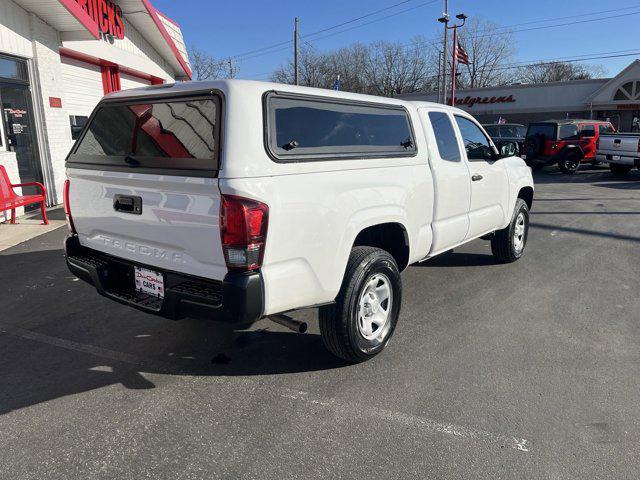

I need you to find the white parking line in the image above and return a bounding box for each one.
[2,325,531,453]
[279,388,530,452]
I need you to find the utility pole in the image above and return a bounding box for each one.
[227,58,236,79]
[294,17,299,86]
[436,51,442,102]
[438,1,449,104]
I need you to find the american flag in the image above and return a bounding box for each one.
[455,41,470,65]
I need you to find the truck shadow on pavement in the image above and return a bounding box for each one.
[0,247,346,415]
[531,166,640,186]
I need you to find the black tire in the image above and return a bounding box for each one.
[491,199,529,264]
[610,163,632,175]
[319,247,401,363]
[558,152,582,174]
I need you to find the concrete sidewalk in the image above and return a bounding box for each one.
[0,206,65,252]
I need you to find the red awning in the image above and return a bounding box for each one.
[12,0,191,80]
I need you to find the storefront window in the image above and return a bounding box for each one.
[0,56,28,82]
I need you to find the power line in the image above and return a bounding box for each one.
[231,0,440,64]
[226,0,420,61]
[403,9,640,51]
[241,49,640,82]
[237,4,640,68]
[301,0,440,44]
[236,4,640,78]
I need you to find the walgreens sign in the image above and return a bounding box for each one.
[454,95,516,108]
[74,0,125,39]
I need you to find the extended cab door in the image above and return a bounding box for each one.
[453,115,510,240]
[418,108,471,254]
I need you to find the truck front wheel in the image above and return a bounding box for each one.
[491,199,529,263]
[610,163,632,175]
[319,247,401,363]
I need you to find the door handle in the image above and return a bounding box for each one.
[472,174,483,182]
[113,194,142,215]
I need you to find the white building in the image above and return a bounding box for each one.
[401,60,640,132]
[0,0,191,213]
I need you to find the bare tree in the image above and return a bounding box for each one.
[516,61,607,83]
[188,45,227,80]
[454,18,517,88]
[365,38,438,96]
[271,37,438,96]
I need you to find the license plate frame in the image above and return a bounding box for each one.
[134,266,165,298]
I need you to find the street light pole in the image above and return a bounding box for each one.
[439,12,466,106]
[448,14,466,107]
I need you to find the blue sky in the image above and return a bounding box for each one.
[152,0,640,80]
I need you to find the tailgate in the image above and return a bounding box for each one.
[68,168,226,281]
[65,94,227,281]
[598,135,640,156]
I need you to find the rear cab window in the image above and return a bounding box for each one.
[265,93,416,161]
[428,111,461,161]
[67,95,221,177]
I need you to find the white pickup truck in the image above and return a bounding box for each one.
[596,132,640,175]
[64,80,534,362]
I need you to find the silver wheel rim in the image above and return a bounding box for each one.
[513,213,526,253]
[357,273,393,344]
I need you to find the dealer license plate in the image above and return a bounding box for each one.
[134,267,165,298]
[612,155,621,160]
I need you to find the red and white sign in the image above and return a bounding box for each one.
[49,97,63,108]
[74,0,125,39]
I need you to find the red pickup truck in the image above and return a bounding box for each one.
[522,119,615,174]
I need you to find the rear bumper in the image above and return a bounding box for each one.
[596,153,640,166]
[64,235,264,325]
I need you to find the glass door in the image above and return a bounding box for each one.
[0,55,43,199]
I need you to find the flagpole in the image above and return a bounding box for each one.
[450,25,457,107]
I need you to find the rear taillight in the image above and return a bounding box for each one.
[220,195,268,271]
[637,139,640,153]
[63,179,76,234]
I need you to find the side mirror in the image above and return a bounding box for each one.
[497,141,517,158]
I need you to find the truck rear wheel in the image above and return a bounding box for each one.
[610,163,632,175]
[558,152,581,174]
[491,199,529,263]
[319,246,401,363]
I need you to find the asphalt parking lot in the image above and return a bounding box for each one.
[1,166,638,480]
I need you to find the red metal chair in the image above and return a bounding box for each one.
[0,165,49,225]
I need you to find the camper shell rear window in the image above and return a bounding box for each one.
[67,94,221,177]
[265,92,417,161]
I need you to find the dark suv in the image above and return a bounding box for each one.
[482,123,526,155]
[522,119,615,174]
